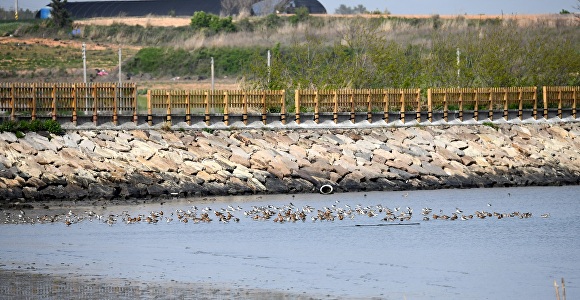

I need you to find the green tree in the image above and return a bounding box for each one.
[48,0,72,28]
[335,4,368,14]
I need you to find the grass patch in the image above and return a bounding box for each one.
[482,121,499,130]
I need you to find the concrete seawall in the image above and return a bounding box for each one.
[1,123,579,205]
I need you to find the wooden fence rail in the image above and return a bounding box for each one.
[0,83,578,125]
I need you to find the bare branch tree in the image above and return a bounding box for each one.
[221,0,259,16]
[221,0,237,16]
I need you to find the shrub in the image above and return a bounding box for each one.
[0,119,64,135]
[289,7,310,25]
[191,11,236,34]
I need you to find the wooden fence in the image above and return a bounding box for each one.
[427,87,538,122]
[147,89,286,125]
[543,86,577,119]
[0,83,578,125]
[294,89,421,124]
[0,82,137,125]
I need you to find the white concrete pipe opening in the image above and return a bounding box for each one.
[319,184,334,195]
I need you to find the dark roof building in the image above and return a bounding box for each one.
[252,0,327,15]
[61,0,224,18]
[45,0,326,19]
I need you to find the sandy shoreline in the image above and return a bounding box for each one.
[0,268,326,300]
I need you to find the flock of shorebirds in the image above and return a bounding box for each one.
[1,199,550,226]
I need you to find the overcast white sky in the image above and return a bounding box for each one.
[1,0,577,15]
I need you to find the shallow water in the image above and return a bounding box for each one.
[1,186,579,299]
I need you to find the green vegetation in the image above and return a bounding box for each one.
[0,119,64,136]
[482,121,499,130]
[3,14,579,89]
[0,38,137,78]
[190,11,236,34]
[48,0,73,29]
[124,47,261,78]
[0,8,37,20]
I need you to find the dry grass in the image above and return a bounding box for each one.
[74,16,192,27]
[73,13,576,28]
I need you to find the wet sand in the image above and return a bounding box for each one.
[0,269,325,300]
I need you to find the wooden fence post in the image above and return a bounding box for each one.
[349,90,355,123]
[573,88,577,119]
[400,90,405,124]
[223,91,229,126]
[186,90,191,125]
[382,90,389,123]
[52,84,57,121]
[295,90,300,124]
[92,84,98,125]
[166,91,172,124]
[366,90,372,122]
[280,90,287,125]
[147,90,152,126]
[242,91,248,125]
[557,88,563,119]
[113,83,118,126]
[31,83,37,121]
[72,84,78,125]
[459,89,464,121]
[443,90,448,122]
[427,88,432,123]
[415,89,421,123]
[204,91,210,125]
[261,91,267,125]
[131,84,138,124]
[9,83,15,121]
[543,86,548,119]
[474,88,479,121]
[488,88,493,121]
[533,86,538,120]
[333,90,338,124]
[504,88,510,121]
[314,90,319,123]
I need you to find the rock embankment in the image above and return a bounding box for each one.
[1,123,579,203]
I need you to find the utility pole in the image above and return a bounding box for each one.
[118,46,122,84]
[82,43,87,83]
[456,47,461,84]
[14,0,18,20]
[82,43,88,114]
[211,57,214,91]
[267,50,271,84]
[211,57,214,113]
